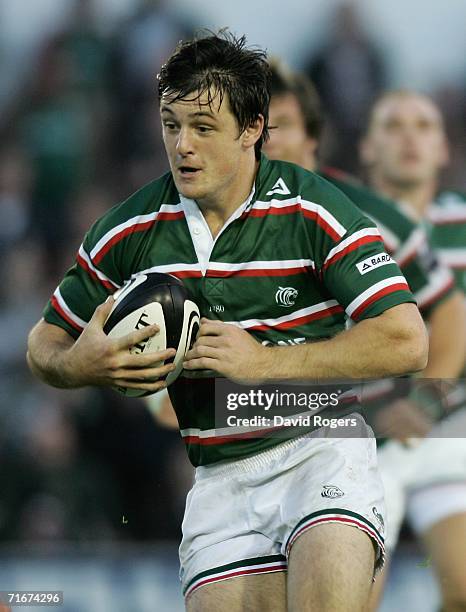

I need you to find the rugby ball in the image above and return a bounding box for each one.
[103,272,200,397]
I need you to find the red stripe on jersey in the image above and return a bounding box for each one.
[156,211,185,221]
[93,220,156,264]
[245,203,342,241]
[93,212,184,264]
[248,304,344,332]
[184,425,287,446]
[418,277,455,312]
[51,296,83,332]
[351,283,409,321]
[205,266,312,278]
[323,236,383,271]
[76,254,116,291]
[170,270,203,279]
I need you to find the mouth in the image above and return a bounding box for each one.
[178,166,201,177]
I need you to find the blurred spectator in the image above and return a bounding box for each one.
[0,146,32,252]
[304,1,387,172]
[107,0,195,178]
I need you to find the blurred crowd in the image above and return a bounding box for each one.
[1,0,465,546]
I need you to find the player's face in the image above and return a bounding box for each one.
[263,93,317,169]
[160,90,258,206]
[362,95,448,188]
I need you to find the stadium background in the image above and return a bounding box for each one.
[0,0,464,609]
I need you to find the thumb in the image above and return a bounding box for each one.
[91,295,115,328]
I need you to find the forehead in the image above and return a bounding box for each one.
[270,93,302,116]
[160,88,233,119]
[372,95,443,128]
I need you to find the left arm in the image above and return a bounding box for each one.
[183,302,428,382]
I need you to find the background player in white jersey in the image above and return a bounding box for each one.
[361,90,466,612]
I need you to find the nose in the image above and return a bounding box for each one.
[176,128,194,156]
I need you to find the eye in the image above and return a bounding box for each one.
[197,125,213,133]
[162,121,177,131]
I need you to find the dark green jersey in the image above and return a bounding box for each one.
[321,167,455,319]
[427,191,466,293]
[44,156,415,466]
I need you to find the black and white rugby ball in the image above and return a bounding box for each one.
[103,272,200,397]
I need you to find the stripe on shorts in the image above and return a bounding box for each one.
[285,508,385,559]
[183,554,287,598]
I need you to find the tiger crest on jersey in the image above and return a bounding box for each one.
[275,286,298,307]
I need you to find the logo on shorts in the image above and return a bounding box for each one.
[372,506,385,531]
[321,485,344,499]
[275,286,298,307]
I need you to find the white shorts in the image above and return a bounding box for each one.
[179,427,386,599]
[378,410,466,551]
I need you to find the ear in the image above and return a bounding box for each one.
[359,136,376,167]
[241,115,265,151]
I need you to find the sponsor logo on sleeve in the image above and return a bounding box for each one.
[356,253,394,275]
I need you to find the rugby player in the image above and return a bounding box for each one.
[361,90,466,612]
[26,33,428,612]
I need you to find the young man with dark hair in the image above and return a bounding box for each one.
[361,90,466,612]
[27,33,427,612]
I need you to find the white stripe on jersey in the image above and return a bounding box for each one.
[395,227,427,267]
[207,259,315,272]
[324,228,381,266]
[415,266,454,309]
[136,262,202,276]
[345,276,408,318]
[225,300,340,330]
[90,203,184,261]
[53,287,88,329]
[437,248,466,268]
[252,196,347,238]
[78,245,120,288]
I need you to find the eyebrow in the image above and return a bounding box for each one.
[160,106,217,121]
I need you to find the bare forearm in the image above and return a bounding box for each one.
[258,304,428,380]
[27,320,78,388]
[423,291,466,378]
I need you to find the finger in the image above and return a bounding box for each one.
[123,348,177,368]
[116,324,160,350]
[197,321,231,338]
[92,296,116,327]
[113,379,169,392]
[113,362,177,381]
[184,344,220,361]
[183,356,219,370]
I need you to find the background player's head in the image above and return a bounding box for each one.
[360,90,449,194]
[157,31,270,204]
[263,59,323,171]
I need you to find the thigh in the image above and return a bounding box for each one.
[186,571,286,612]
[366,561,390,612]
[422,511,466,608]
[287,523,375,612]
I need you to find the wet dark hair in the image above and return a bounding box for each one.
[157,30,270,159]
[269,58,323,140]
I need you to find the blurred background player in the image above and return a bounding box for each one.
[360,90,466,612]
[261,61,466,611]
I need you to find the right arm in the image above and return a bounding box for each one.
[27,298,177,393]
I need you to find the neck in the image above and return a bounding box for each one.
[370,173,437,220]
[303,151,317,173]
[197,156,259,237]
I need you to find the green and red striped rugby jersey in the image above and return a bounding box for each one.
[43,156,416,465]
[427,191,466,294]
[321,167,456,319]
